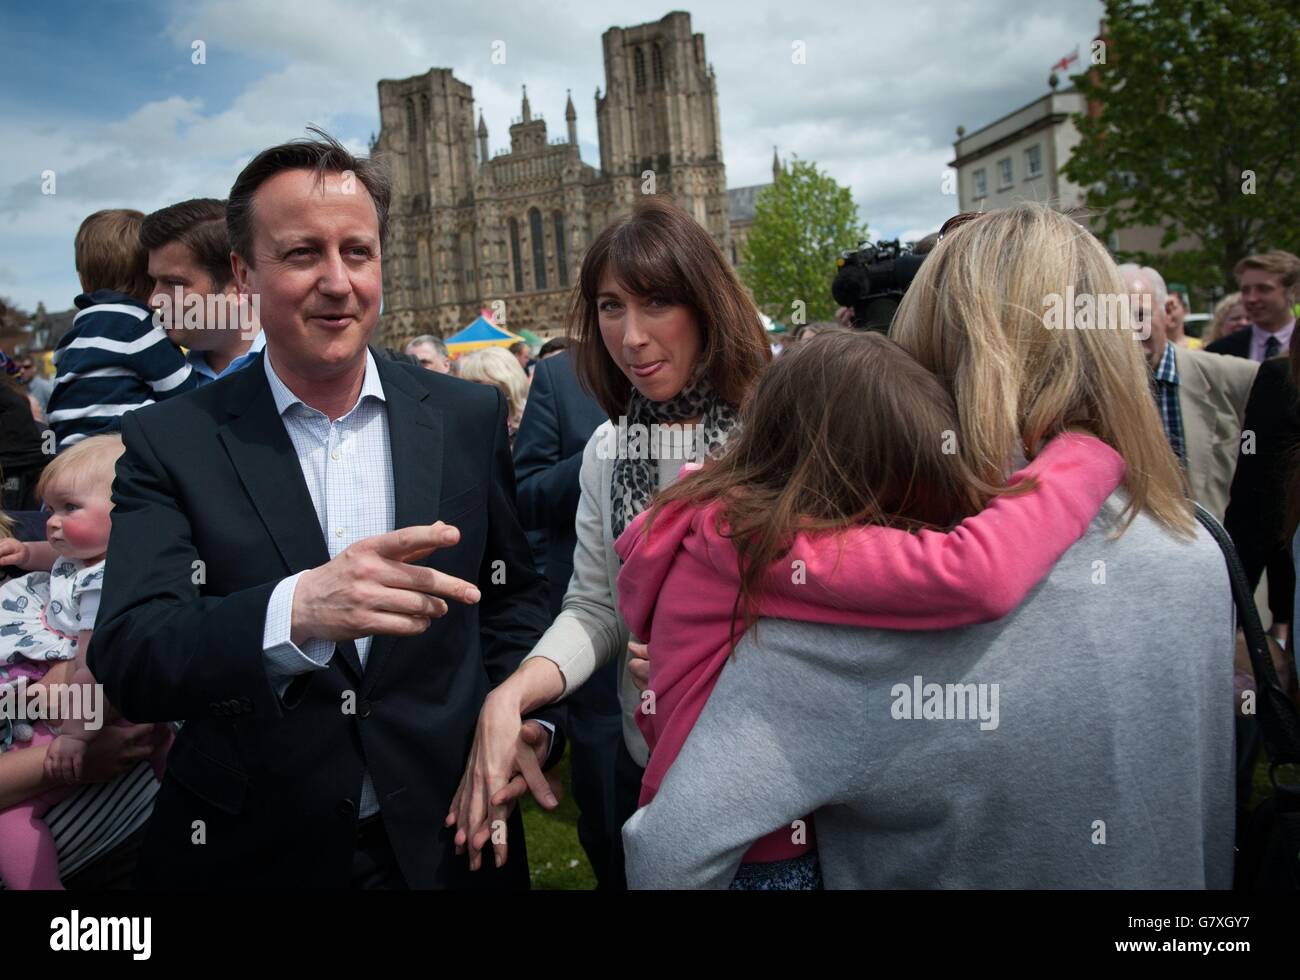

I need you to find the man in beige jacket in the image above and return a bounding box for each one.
[1121,264,1258,520]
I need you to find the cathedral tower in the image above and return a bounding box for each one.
[595,11,730,247]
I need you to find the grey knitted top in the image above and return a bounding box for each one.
[623,494,1236,889]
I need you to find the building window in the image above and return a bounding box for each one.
[634,47,647,91]
[652,43,665,88]
[406,98,417,138]
[509,218,523,293]
[973,168,987,199]
[554,212,568,287]
[529,208,547,290]
[421,93,430,124]
[998,157,1013,189]
[1025,144,1043,178]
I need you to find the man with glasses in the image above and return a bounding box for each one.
[16,356,53,415]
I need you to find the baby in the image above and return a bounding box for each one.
[0,434,170,889]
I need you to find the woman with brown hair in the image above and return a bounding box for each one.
[446,196,770,884]
[622,202,1236,888]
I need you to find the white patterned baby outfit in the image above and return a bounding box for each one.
[0,558,103,667]
[0,558,104,749]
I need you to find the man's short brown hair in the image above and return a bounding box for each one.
[1235,250,1300,300]
[226,126,391,266]
[140,198,233,289]
[74,209,152,302]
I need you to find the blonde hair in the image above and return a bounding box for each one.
[890,201,1194,537]
[1206,292,1245,345]
[74,209,152,302]
[457,347,529,427]
[36,434,125,505]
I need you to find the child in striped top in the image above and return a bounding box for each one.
[46,209,197,450]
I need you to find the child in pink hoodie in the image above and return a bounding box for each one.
[614,331,1127,888]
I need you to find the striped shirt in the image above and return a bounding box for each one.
[1152,341,1187,466]
[0,761,158,891]
[46,290,198,450]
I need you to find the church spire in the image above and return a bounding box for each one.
[521,84,531,123]
[772,145,781,182]
[565,88,577,144]
[477,110,489,165]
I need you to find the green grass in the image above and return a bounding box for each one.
[522,755,597,890]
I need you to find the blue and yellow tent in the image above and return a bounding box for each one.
[444,315,525,356]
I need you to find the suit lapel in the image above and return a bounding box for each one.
[362,354,444,696]
[216,361,363,680]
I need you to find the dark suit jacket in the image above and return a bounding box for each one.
[1225,356,1300,618]
[1205,328,1253,359]
[512,352,607,619]
[88,347,556,889]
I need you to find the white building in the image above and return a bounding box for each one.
[951,87,1088,214]
[950,83,1198,260]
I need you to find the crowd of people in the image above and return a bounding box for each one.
[0,127,1296,890]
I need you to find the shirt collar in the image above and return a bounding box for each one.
[1252,319,1295,347]
[262,345,386,420]
[188,331,267,379]
[1153,340,1179,385]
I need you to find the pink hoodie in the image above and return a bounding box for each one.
[614,432,1126,864]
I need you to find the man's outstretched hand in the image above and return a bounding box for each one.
[291,522,481,644]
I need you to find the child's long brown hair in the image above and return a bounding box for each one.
[645,329,1020,650]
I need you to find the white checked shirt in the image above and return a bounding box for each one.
[260,347,393,818]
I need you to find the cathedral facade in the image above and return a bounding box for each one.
[372,11,766,343]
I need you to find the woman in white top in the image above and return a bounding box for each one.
[445,195,770,875]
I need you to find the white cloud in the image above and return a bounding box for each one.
[0,0,1104,312]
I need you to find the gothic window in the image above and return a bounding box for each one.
[509,218,524,293]
[652,44,664,88]
[554,212,568,287]
[406,98,417,138]
[529,208,548,290]
[634,47,646,91]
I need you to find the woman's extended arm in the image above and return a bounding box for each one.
[521,425,629,696]
[0,721,159,810]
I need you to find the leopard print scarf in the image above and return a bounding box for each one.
[609,375,737,541]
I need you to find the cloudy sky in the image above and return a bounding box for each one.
[0,0,1105,313]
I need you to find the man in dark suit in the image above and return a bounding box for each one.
[512,348,625,887]
[1205,251,1299,362]
[88,131,560,889]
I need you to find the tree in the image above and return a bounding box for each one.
[0,296,30,334]
[1064,0,1300,294]
[741,157,866,324]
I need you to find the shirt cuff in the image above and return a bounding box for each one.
[533,719,557,766]
[263,572,334,696]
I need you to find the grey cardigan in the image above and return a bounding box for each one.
[523,420,687,766]
[623,495,1237,888]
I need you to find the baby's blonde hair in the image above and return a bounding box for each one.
[36,434,125,505]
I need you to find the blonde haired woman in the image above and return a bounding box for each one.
[1206,292,1250,346]
[457,347,530,449]
[623,202,1235,889]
